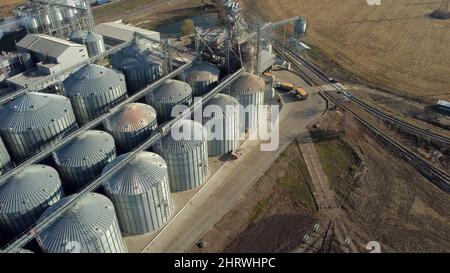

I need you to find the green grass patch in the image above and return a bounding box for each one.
[313,138,360,202]
[248,197,271,224]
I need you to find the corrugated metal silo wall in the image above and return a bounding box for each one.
[69,83,128,125]
[235,92,264,133]
[162,142,209,191]
[53,149,116,193]
[2,110,78,163]
[123,65,162,94]
[108,122,157,154]
[0,137,12,174]
[149,96,193,124]
[204,111,240,156]
[107,178,173,235]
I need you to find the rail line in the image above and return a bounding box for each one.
[272,39,450,146]
[270,38,450,193]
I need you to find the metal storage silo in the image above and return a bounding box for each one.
[181,61,220,97]
[241,42,256,74]
[103,103,157,154]
[0,92,78,163]
[203,93,240,156]
[52,8,64,27]
[111,41,163,94]
[41,13,51,30]
[145,79,192,123]
[158,120,208,191]
[229,72,265,133]
[0,165,63,243]
[102,152,172,235]
[52,130,116,193]
[0,137,13,175]
[69,29,88,44]
[63,64,128,125]
[85,32,106,57]
[262,74,275,104]
[25,16,39,33]
[36,193,126,253]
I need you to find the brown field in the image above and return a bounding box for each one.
[0,0,24,18]
[243,0,450,102]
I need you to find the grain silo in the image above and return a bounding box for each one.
[0,165,63,243]
[181,61,220,97]
[158,120,208,191]
[69,29,88,44]
[102,152,172,235]
[103,103,157,154]
[229,72,265,133]
[0,137,13,175]
[203,93,240,156]
[262,73,275,104]
[84,32,106,57]
[52,130,116,193]
[145,79,193,123]
[0,92,78,163]
[241,42,256,74]
[111,41,163,94]
[37,193,126,253]
[63,64,128,125]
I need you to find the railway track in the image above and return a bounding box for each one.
[272,39,450,146]
[270,38,450,193]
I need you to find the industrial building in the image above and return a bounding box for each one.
[96,20,161,47]
[7,34,89,89]
[0,0,302,254]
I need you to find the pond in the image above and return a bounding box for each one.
[156,13,218,38]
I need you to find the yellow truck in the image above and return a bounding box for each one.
[295,87,308,100]
[276,81,295,91]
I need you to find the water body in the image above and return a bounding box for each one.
[156,13,218,38]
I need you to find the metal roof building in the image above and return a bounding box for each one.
[16,34,89,72]
[96,20,160,47]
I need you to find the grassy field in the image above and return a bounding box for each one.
[0,0,24,18]
[243,0,450,102]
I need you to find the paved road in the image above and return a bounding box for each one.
[141,71,326,253]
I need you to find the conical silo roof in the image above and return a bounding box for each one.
[162,119,207,153]
[102,152,167,195]
[53,130,115,168]
[0,165,62,214]
[152,79,192,103]
[112,40,163,69]
[104,103,157,133]
[230,72,265,96]
[0,92,73,132]
[37,193,119,249]
[203,93,239,120]
[185,62,220,83]
[63,64,126,96]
